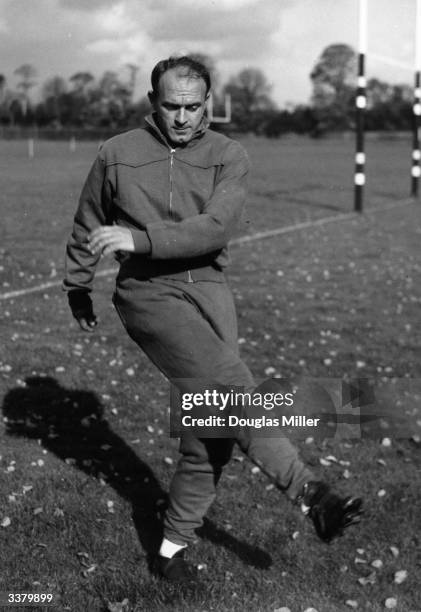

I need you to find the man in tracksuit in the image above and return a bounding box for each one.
[64,56,362,582]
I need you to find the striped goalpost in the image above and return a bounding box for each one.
[355,0,421,211]
[411,0,421,196]
[354,0,367,212]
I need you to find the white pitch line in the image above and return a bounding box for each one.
[0,197,413,302]
[0,268,117,301]
[230,197,412,246]
[230,211,355,246]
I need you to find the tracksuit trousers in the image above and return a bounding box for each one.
[113,276,314,545]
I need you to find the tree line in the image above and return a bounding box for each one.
[0,46,414,137]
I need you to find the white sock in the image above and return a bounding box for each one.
[159,537,187,559]
[301,502,311,515]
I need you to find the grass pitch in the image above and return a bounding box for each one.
[0,135,420,612]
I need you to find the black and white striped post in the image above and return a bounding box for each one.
[411,0,421,197]
[354,0,367,212]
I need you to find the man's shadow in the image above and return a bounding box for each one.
[2,376,271,571]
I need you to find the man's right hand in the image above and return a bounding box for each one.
[68,290,98,333]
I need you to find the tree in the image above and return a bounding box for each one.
[98,71,119,98]
[0,74,24,126]
[224,67,275,132]
[0,74,5,104]
[67,72,95,127]
[366,78,394,108]
[97,71,131,126]
[365,81,412,130]
[0,75,11,125]
[225,68,274,112]
[262,106,318,138]
[74,70,133,128]
[40,76,68,126]
[126,95,152,127]
[42,76,67,100]
[14,63,37,115]
[310,44,357,132]
[69,72,94,94]
[125,63,139,100]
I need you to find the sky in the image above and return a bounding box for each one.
[0,0,417,108]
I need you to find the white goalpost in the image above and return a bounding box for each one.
[207,94,231,124]
[355,0,421,210]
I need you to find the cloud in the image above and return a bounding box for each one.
[86,30,153,67]
[147,0,280,46]
[68,0,285,92]
[86,39,124,55]
[0,0,415,107]
[60,0,118,12]
[94,2,134,35]
[174,0,260,9]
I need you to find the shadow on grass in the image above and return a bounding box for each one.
[1,376,272,572]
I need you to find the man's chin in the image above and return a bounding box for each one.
[170,130,192,144]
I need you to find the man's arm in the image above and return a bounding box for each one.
[133,141,249,259]
[63,154,113,331]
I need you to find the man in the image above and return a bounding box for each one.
[64,56,362,582]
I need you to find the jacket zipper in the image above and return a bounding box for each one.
[169,148,175,218]
[169,147,194,284]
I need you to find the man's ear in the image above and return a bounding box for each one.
[204,92,210,112]
[148,90,156,107]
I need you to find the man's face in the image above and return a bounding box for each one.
[150,68,209,146]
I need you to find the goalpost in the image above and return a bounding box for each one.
[354,0,367,212]
[412,0,421,197]
[207,94,231,124]
[355,0,421,211]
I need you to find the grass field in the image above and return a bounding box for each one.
[0,135,420,612]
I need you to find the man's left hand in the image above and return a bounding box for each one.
[88,226,135,256]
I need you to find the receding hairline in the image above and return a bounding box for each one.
[150,56,211,96]
[156,68,208,95]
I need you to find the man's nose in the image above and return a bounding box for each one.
[175,107,186,124]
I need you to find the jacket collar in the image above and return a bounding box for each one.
[144,113,209,149]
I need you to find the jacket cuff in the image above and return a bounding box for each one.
[131,230,152,255]
[144,222,169,259]
[67,289,93,318]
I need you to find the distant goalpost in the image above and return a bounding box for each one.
[207,94,231,124]
[355,0,421,211]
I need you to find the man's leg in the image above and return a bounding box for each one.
[114,278,314,546]
[164,434,235,546]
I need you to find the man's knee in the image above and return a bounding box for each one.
[205,438,235,468]
[179,435,234,469]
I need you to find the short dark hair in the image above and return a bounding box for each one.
[150,56,211,96]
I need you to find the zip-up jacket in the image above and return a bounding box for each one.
[63,114,250,295]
